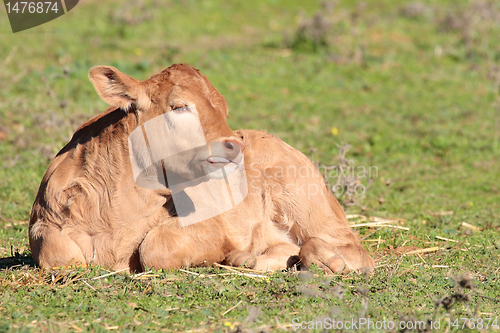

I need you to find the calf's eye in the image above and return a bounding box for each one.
[172,105,189,113]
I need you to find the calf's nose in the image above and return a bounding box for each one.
[220,138,245,162]
[222,139,245,152]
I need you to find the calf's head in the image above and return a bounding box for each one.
[88,64,245,190]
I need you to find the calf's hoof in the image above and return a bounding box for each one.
[223,250,257,269]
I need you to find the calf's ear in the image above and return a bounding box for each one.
[89,66,150,111]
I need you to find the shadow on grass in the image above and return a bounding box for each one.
[0,252,35,270]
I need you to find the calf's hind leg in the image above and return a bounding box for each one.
[29,223,86,269]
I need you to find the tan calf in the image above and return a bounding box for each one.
[29,64,375,274]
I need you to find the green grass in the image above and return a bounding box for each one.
[1,0,500,331]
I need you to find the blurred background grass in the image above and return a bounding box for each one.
[0,0,499,330]
[1,0,499,223]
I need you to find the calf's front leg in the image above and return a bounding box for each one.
[298,237,375,274]
[138,218,227,270]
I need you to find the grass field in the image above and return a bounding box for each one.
[1,0,499,331]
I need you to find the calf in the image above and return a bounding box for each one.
[29,64,375,273]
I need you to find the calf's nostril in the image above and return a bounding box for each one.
[222,139,245,152]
